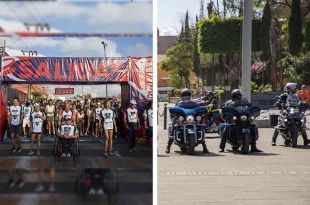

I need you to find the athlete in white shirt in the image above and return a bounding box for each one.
[101,101,117,157]
[45,99,56,136]
[29,103,46,156]
[94,102,103,138]
[8,97,23,154]
[124,99,140,152]
[22,101,32,138]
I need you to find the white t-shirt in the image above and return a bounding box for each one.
[46,105,55,116]
[23,106,32,121]
[127,108,138,123]
[59,124,78,136]
[95,108,103,120]
[101,108,114,129]
[31,111,45,133]
[9,105,22,126]
[62,110,73,123]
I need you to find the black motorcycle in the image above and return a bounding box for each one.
[168,101,208,155]
[220,101,261,154]
[274,94,307,147]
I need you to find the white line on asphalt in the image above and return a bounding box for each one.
[166,171,310,176]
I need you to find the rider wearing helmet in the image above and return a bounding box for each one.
[219,89,262,152]
[272,83,310,146]
[166,88,209,154]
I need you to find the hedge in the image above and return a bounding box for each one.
[198,17,262,54]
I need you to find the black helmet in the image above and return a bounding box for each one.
[231,89,242,101]
[181,88,192,98]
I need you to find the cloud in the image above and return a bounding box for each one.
[160,27,178,36]
[0,19,62,33]
[0,2,152,33]
[125,43,152,57]
[3,37,121,57]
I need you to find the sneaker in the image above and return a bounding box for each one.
[28,150,34,156]
[66,153,71,158]
[108,151,114,156]
[218,149,224,153]
[97,188,104,195]
[11,147,16,154]
[35,184,44,192]
[61,153,66,158]
[48,183,55,192]
[37,150,41,156]
[271,142,276,146]
[7,179,15,189]
[104,152,108,157]
[16,179,25,189]
[89,188,96,195]
[16,147,22,153]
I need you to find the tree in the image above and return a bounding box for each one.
[193,15,202,88]
[288,0,302,55]
[184,10,192,43]
[161,43,192,88]
[260,0,272,61]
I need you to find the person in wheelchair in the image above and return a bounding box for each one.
[57,116,79,158]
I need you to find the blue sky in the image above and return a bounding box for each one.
[158,0,200,36]
[0,1,152,57]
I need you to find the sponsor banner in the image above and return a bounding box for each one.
[55,88,74,95]
[129,57,153,101]
[2,57,129,83]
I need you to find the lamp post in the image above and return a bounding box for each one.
[101,41,108,100]
[241,0,253,102]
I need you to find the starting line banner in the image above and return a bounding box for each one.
[1,57,129,83]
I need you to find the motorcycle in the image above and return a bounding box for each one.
[220,101,261,154]
[274,94,307,147]
[168,101,208,155]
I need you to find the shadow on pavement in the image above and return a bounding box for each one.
[226,149,280,156]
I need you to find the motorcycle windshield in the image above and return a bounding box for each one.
[222,104,261,119]
[170,102,208,116]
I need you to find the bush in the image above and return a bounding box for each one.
[198,16,261,54]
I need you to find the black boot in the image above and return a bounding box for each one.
[165,139,173,153]
[251,142,262,152]
[202,141,209,153]
[301,130,310,145]
[272,130,279,146]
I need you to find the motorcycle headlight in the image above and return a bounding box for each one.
[186,115,194,123]
[240,115,247,121]
[232,116,237,121]
[301,119,305,123]
[179,116,184,122]
[250,116,255,120]
[284,119,288,122]
[196,116,202,122]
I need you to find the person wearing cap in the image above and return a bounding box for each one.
[124,99,140,152]
[94,102,103,137]
[57,115,79,158]
[29,103,46,156]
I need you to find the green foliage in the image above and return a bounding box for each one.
[259,0,271,61]
[288,0,302,55]
[198,16,262,54]
[251,81,259,92]
[305,21,310,51]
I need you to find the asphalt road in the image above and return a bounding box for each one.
[0,140,152,205]
[158,125,310,205]
[157,102,310,205]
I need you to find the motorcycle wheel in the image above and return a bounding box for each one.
[241,133,250,154]
[187,134,195,155]
[290,126,299,148]
[180,148,187,153]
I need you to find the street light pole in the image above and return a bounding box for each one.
[241,0,252,102]
[101,41,108,100]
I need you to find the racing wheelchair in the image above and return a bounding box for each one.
[52,136,81,160]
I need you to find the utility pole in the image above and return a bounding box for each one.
[101,41,108,100]
[241,0,252,101]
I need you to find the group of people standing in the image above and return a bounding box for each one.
[7,97,153,156]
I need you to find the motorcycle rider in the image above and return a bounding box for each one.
[165,88,209,154]
[271,83,310,146]
[219,89,262,152]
